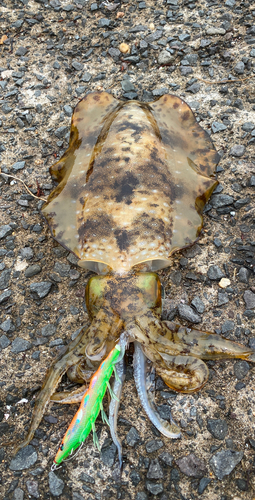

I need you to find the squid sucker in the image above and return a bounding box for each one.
[7,91,255,466]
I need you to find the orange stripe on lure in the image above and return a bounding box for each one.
[53,343,122,466]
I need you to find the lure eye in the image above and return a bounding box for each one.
[60,443,64,451]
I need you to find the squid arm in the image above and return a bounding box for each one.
[133,342,181,439]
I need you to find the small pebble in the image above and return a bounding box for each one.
[119,43,130,54]
[219,278,231,288]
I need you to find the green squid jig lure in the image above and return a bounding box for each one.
[52,334,127,468]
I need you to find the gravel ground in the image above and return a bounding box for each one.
[0,0,255,499]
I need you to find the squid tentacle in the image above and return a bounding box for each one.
[109,354,126,468]
[133,342,181,439]
[4,323,90,453]
[108,331,128,468]
[50,385,88,404]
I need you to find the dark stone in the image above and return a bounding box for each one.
[191,296,205,314]
[218,292,229,306]
[207,266,225,280]
[145,439,163,453]
[186,82,200,93]
[44,415,58,424]
[73,493,84,500]
[9,446,37,471]
[101,441,117,467]
[30,281,52,299]
[123,56,140,64]
[158,50,175,65]
[234,61,245,74]
[72,61,84,71]
[234,361,249,380]
[234,197,250,209]
[0,225,12,239]
[135,493,148,500]
[159,452,174,466]
[210,194,234,208]
[108,48,120,59]
[21,247,34,259]
[41,324,56,337]
[53,261,71,277]
[48,471,64,496]
[98,18,111,28]
[126,427,140,447]
[0,270,11,290]
[248,338,255,350]
[238,267,250,283]
[169,270,182,286]
[236,478,248,491]
[13,487,24,500]
[222,321,234,334]
[229,145,246,157]
[243,290,255,309]
[15,46,28,56]
[0,318,15,333]
[130,470,141,486]
[0,335,11,349]
[26,480,39,499]
[81,72,92,82]
[12,161,26,172]
[235,381,246,391]
[123,92,138,100]
[121,80,136,92]
[209,450,243,480]
[176,453,207,478]
[11,338,32,353]
[146,482,163,495]
[178,304,201,323]
[79,472,95,484]
[198,477,212,494]
[211,122,227,133]
[147,459,164,479]
[0,290,11,304]
[242,122,254,132]
[55,126,69,139]
[25,265,42,278]
[152,88,169,97]
[207,419,228,440]
[63,105,72,117]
